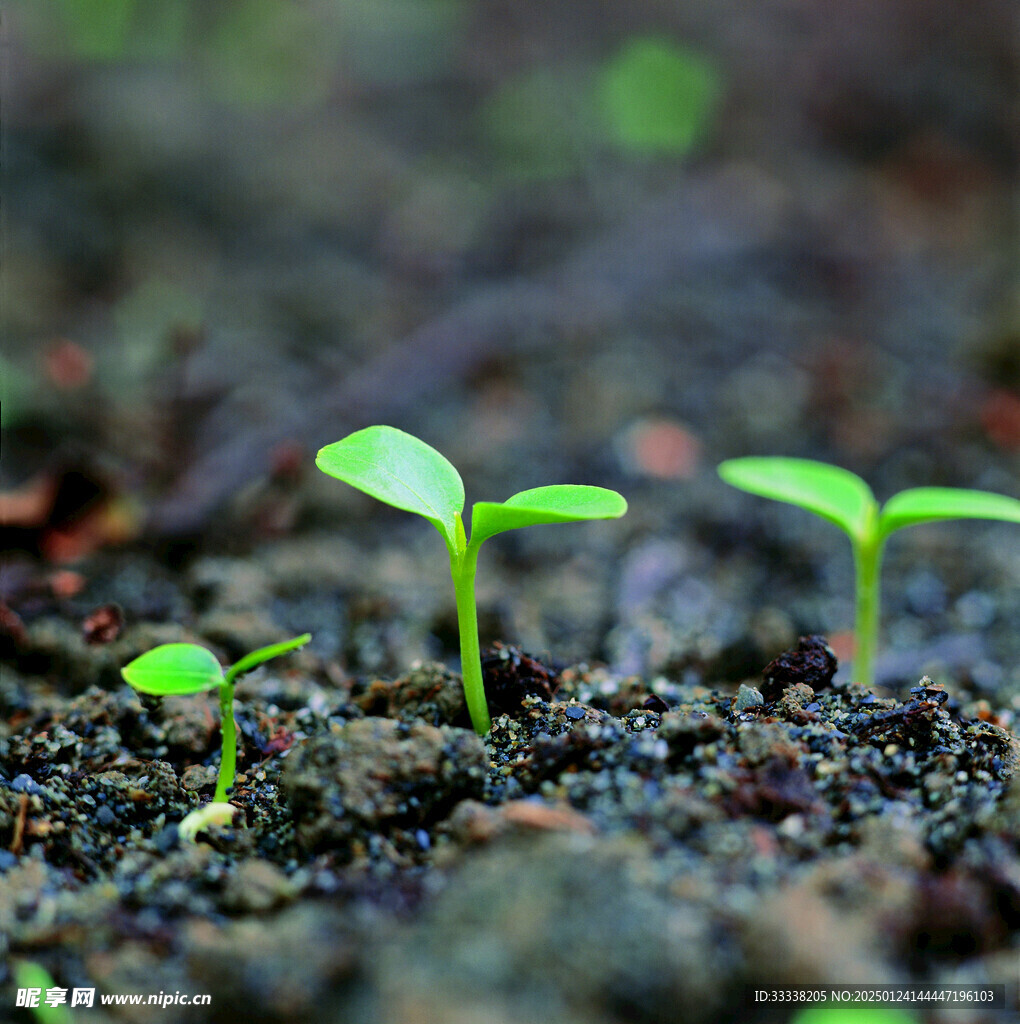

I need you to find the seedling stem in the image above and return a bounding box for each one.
[452,540,489,733]
[852,529,883,693]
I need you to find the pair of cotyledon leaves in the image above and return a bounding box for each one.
[314,429,1019,553]
[717,457,1020,546]
[315,425,628,552]
[123,443,1019,697]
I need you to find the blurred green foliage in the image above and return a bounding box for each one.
[790,1008,916,1024]
[50,0,137,61]
[480,35,722,177]
[18,0,466,104]
[203,0,334,107]
[28,0,188,61]
[598,36,722,155]
[11,960,74,1024]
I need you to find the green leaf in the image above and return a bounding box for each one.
[225,633,312,684]
[316,426,465,545]
[879,487,1020,538]
[470,484,628,546]
[718,457,878,543]
[121,643,223,696]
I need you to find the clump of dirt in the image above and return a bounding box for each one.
[283,716,487,858]
[350,661,468,727]
[761,634,838,701]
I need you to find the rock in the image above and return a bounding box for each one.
[733,684,764,713]
[776,681,816,720]
[761,635,837,701]
[180,764,219,792]
[656,710,726,760]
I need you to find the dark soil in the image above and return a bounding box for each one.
[2,589,1019,1023]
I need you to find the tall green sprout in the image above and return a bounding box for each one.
[719,457,1020,688]
[316,426,627,734]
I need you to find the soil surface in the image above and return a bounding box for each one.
[2,593,1019,1023]
[3,1,1020,1021]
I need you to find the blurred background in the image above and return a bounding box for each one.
[2,0,1018,699]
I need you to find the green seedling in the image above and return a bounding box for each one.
[121,633,310,840]
[719,457,1020,689]
[316,425,628,734]
[12,960,74,1024]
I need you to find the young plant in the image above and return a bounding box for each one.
[718,457,1020,689]
[316,425,628,734]
[12,960,73,1024]
[121,633,310,840]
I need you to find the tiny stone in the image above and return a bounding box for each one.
[11,774,40,795]
[733,685,764,713]
[96,806,117,827]
[565,706,586,721]
[884,744,899,757]
[315,870,339,893]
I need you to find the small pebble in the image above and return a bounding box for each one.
[733,685,764,713]
[11,774,41,795]
[565,706,586,721]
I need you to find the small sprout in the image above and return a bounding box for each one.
[12,960,73,1024]
[316,425,627,734]
[719,456,1020,688]
[177,801,242,844]
[121,633,310,839]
